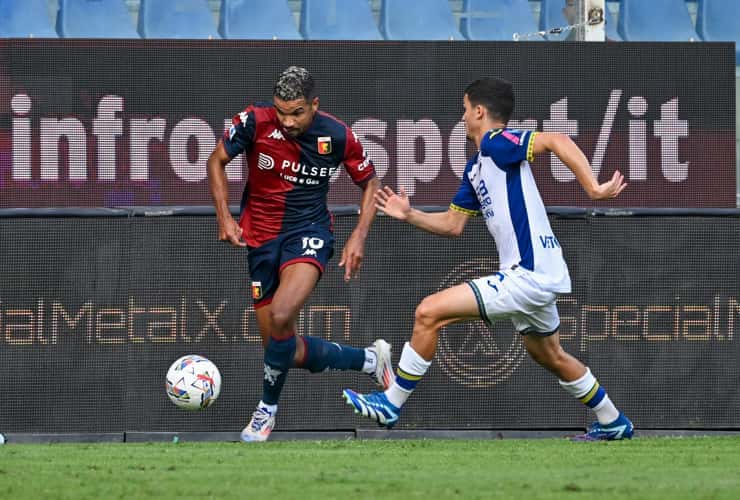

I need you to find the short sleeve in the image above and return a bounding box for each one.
[479,129,537,167]
[450,158,481,216]
[223,107,257,159]
[343,128,375,185]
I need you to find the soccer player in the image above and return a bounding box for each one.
[343,77,633,441]
[207,66,392,442]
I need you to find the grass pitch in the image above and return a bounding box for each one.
[1,437,739,499]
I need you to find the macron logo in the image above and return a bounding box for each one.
[268,129,285,141]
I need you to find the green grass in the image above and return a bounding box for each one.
[1,437,740,499]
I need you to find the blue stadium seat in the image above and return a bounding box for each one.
[696,0,740,64]
[138,0,220,39]
[618,0,700,41]
[604,4,621,42]
[0,0,58,38]
[300,0,382,40]
[380,0,463,40]
[540,0,621,41]
[461,0,543,41]
[219,0,301,39]
[56,0,139,38]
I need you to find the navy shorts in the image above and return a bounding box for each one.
[247,224,335,308]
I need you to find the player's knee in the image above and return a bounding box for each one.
[268,307,296,335]
[414,297,441,330]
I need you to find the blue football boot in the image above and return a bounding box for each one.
[342,389,401,428]
[572,412,634,441]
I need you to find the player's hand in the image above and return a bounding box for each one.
[374,186,411,221]
[217,215,247,247]
[339,230,366,282]
[589,170,627,200]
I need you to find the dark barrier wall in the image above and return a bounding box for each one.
[0,213,738,433]
[0,40,735,208]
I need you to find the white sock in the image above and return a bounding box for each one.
[385,342,431,408]
[362,347,377,374]
[559,368,620,425]
[258,401,277,416]
[591,395,619,425]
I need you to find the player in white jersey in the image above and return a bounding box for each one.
[343,77,633,441]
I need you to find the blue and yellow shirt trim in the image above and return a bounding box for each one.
[450,203,480,216]
[526,131,538,163]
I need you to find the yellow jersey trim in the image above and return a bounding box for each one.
[488,129,503,140]
[526,131,538,163]
[450,203,480,216]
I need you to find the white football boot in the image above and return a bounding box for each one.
[240,405,275,442]
[368,339,393,390]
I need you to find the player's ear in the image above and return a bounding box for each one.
[311,96,319,111]
[475,104,485,119]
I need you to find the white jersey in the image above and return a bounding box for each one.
[450,128,571,293]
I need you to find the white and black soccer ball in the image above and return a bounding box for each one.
[166,355,222,411]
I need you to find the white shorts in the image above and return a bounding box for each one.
[467,266,560,335]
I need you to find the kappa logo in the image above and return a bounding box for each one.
[263,364,282,385]
[302,249,318,257]
[257,152,275,170]
[268,128,285,141]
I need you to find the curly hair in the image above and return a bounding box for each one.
[273,66,316,101]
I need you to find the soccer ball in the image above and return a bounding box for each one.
[165,355,222,411]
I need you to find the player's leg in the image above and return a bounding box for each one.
[277,226,392,386]
[343,283,480,427]
[520,307,633,441]
[257,297,391,388]
[241,262,319,442]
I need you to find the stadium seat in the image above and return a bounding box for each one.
[300,0,382,40]
[56,0,139,38]
[219,0,302,39]
[696,0,740,65]
[618,0,700,41]
[604,4,621,42]
[379,0,463,40]
[461,0,543,41]
[0,0,58,38]
[138,0,220,39]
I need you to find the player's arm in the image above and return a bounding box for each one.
[531,132,626,200]
[353,175,381,239]
[375,186,471,238]
[340,175,381,281]
[207,140,246,247]
[340,128,382,281]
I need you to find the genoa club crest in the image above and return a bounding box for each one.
[317,136,332,155]
[251,281,262,299]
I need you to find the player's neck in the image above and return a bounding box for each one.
[474,120,506,149]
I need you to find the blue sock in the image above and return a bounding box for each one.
[262,335,296,405]
[299,336,365,373]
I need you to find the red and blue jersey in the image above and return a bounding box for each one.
[222,103,375,247]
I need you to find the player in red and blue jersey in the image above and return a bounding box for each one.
[207,66,392,442]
